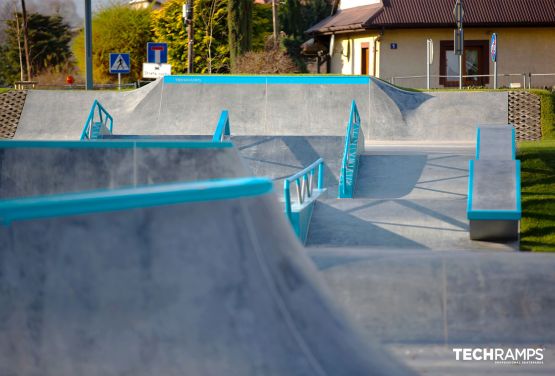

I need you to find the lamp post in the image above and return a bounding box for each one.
[183,0,194,74]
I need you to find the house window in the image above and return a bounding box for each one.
[440,40,489,87]
[361,43,369,75]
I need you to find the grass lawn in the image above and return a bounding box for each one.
[519,141,555,251]
[0,88,11,94]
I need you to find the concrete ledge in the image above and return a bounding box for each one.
[476,125,516,160]
[467,159,521,241]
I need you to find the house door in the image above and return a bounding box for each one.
[440,40,489,87]
[361,43,369,75]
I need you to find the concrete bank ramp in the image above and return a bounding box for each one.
[16,75,507,143]
[368,78,508,142]
[0,140,249,197]
[0,141,416,376]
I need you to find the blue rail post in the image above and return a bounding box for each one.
[338,100,363,198]
[283,158,326,243]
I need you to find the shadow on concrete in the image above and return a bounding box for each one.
[307,201,428,248]
[355,155,427,198]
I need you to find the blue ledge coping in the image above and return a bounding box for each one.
[164,75,370,85]
[0,140,233,149]
[467,159,522,220]
[0,177,273,225]
[475,126,516,160]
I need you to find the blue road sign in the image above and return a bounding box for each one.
[147,42,168,64]
[491,33,497,62]
[109,53,131,74]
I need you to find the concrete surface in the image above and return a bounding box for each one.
[471,160,517,212]
[307,248,555,345]
[15,76,508,143]
[0,143,248,198]
[368,79,508,142]
[306,147,517,251]
[232,136,344,196]
[477,125,515,160]
[0,189,416,375]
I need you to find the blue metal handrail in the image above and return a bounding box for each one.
[338,100,363,198]
[0,177,273,225]
[212,110,231,142]
[284,158,325,223]
[80,100,114,140]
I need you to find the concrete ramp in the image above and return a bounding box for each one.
[0,141,415,376]
[368,78,508,142]
[16,75,508,143]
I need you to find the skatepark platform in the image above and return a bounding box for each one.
[2,75,552,375]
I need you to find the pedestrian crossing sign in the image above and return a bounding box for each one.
[109,53,131,74]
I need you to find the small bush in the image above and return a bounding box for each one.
[235,39,299,74]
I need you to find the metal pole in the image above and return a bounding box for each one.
[459,55,463,89]
[493,61,497,89]
[185,0,194,74]
[85,0,93,90]
[426,39,430,90]
[118,73,121,91]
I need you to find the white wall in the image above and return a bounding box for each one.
[339,0,381,10]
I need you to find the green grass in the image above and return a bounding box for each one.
[0,88,11,94]
[529,90,555,140]
[518,141,555,252]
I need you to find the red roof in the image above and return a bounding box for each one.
[308,0,555,34]
[306,4,382,34]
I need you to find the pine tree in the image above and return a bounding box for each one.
[228,0,252,71]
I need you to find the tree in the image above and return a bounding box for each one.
[1,11,72,85]
[151,0,229,74]
[72,4,153,83]
[227,0,252,71]
[252,2,272,51]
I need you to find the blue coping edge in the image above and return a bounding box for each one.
[0,177,273,225]
[164,75,370,85]
[475,128,481,160]
[467,159,522,220]
[511,127,516,160]
[0,140,233,149]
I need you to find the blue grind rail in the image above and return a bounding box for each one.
[80,100,113,140]
[164,75,370,85]
[338,100,363,198]
[0,177,273,225]
[284,158,326,244]
[212,110,231,142]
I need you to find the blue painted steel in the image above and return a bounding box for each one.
[475,128,481,159]
[467,159,522,220]
[164,75,370,85]
[511,127,516,160]
[80,100,114,140]
[490,33,497,62]
[283,158,325,242]
[0,177,273,225]
[0,140,233,149]
[338,100,362,198]
[109,53,131,74]
[212,110,231,142]
[147,42,168,64]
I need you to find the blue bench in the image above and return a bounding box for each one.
[476,125,516,160]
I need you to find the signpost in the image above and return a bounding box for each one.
[426,39,433,90]
[453,0,464,89]
[491,33,498,89]
[109,53,131,90]
[147,42,168,64]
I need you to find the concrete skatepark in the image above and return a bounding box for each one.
[1,76,554,375]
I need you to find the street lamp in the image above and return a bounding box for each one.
[183,1,194,74]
